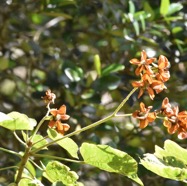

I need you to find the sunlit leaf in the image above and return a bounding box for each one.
[94,54,101,77]
[160,0,170,16]
[80,143,143,186]
[155,140,187,165]
[65,67,83,82]
[133,20,140,36]
[43,161,79,185]
[172,26,183,34]
[47,129,79,159]
[32,134,48,150]
[0,112,36,131]
[129,0,135,14]
[18,178,44,186]
[141,140,187,182]
[167,3,183,16]
[141,153,187,181]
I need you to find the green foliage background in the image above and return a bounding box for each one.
[0,0,187,185]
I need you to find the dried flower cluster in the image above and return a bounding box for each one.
[42,90,70,135]
[161,98,187,139]
[133,98,187,139]
[130,50,170,100]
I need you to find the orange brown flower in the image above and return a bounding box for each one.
[130,50,156,76]
[132,102,156,129]
[49,105,70,135]
[130,51,170,100]
[161,97,187,139]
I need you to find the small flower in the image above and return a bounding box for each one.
[150,80,167,94]
[154,55,170,82]
[161,97,187,139]
[48,120,70,135]
[158,55,170,69]
[50,105,70,121]
[130,50,156,76]
[49,105,70,135]
[161,97,173,116]
[132,102,156,129]
[42,89,56,104]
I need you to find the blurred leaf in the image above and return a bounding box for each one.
[47,128,79,159]
[129,0,135,14]
[43,161,79,185]
[64,67,83,82]
[0,57,9,70]
[160,0,170,16]
[32,134,48,150]
[42,12,72,19]
[81,89,95,99]
[164,16,183,21]
[167,3,183,16]
[102,64,125,76]
[143,1,155,20]
[172,26,183,34]
[0,112,36,131]
[94,54,101,77]
[133,20,140,36]
[80,143,143,186]
[31,14,45,24]
[49,0,76,6]
[139,36,158,46]
[93,75,121,91]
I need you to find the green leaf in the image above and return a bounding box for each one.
[129,0,135,14]
[0,57,9,70]
[172,26,183,34]
[141,140,187,181]
[102,64,125,76]
[50,0,76,6]
[0,112,36,131]
[64,67,83,82]
[143,1,155,20]
[94,54,101,77]
[43,161,79,185]
[32,134,48,150]
[155,140,187,165]
[18,178,44,186]
[141,153,187,181]
[93,75,121,91]
[133,20,140,36]
[47,129,79,159]
[80,143,143,186]
[160,0,170,16]
[81,89,95,99]
[167,3,183,16]
[18,179,30,186]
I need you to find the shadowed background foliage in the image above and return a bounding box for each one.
[0,0,187,185]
